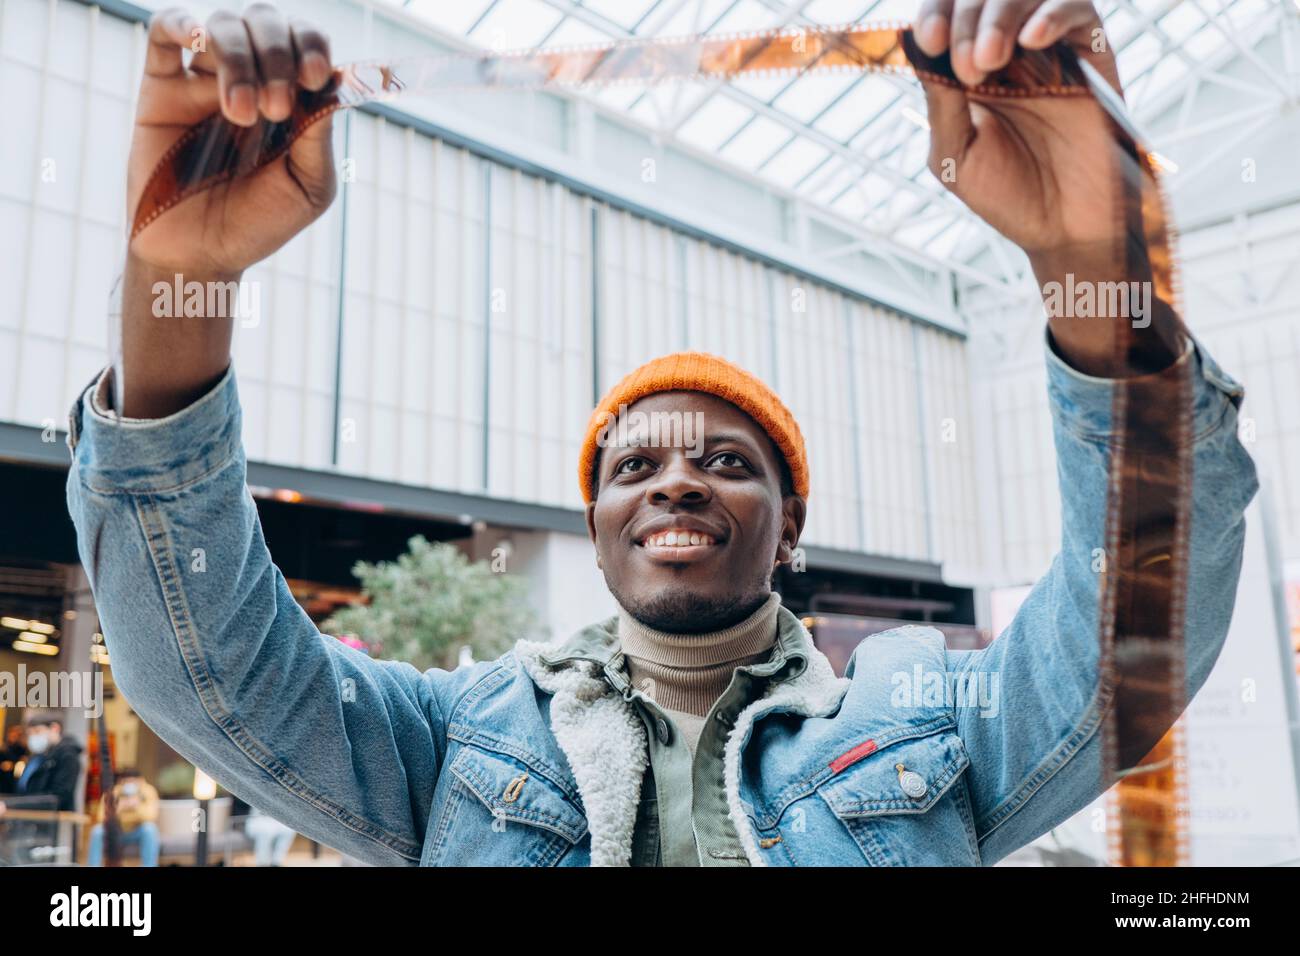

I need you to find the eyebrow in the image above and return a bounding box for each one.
[703,432,765,453]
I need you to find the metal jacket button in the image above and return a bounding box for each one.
[896,763,928,799]
[655,717,670,745]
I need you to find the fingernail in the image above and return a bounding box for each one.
[227,83,256,124]
[920,14,947,51]
[265,80,293,120]
[953,39,984,85]
[974,28,1006,71]
[302,51,330,88]
[1019,17,1048,46]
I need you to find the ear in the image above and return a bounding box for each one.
[774,494,807,567]
[585,499,602,569]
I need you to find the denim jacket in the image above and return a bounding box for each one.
[63,334,1257,866]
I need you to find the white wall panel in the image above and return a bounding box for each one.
[848,298,930,560]
[329,117,489,495]
[599,206,683,390]
[917,324,982,575]
[487,170,593,507]
[0,0,138,433]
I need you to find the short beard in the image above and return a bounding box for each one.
[608,582,769,634]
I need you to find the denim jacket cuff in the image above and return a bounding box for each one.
[1044,329,1245,443]
[66,362,242,494]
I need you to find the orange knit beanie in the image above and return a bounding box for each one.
[578,351,808,504]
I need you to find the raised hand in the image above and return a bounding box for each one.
[127,5,338,277]
[911,0,1124,255]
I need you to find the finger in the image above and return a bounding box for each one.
[207,10,259,126]
[1018,0,1100,49]
[243,2,297,122]
[188,49,217,75]
[291,20,333,92]
[913,0,956,57]
[1018,0,1119,91]
[973,0,1037,73]
[949,0,988,87]
[285,111,338,209]
[144,8,203,78]
[918,74,975,191]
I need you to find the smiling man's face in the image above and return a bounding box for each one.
[585,390,806,633]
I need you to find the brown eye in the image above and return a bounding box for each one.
[615,456,649,476]
[709,452,749,470]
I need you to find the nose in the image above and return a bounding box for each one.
[645,453,711,506]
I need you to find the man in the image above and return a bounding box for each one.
[87,768,162,867]
[0,712,84,817]
[62,2,1257,865]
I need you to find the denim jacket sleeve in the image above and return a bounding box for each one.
[64,363,448,865]
[948,332,1259,865]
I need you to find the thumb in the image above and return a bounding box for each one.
[285,110,338,210]
[917,73,974,190]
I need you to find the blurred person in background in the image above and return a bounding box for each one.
[87,768,160,867]
[0,711,83,819]
[245,807,297,866]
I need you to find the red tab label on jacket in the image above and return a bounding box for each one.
[829,739,877,774]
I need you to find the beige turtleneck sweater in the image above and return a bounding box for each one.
[618,592,781,758]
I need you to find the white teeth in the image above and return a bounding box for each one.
[643,530,715,547]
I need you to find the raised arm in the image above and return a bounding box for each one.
[948,334,1257,863]
[65,7,450,864]
[116,4,336,418]
[910,0,1259,862]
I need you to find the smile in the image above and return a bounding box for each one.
[637,529,719,548]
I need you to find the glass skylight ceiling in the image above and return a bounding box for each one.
[383,0,1286,275]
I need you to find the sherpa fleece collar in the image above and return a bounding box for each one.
[513,603,849,866]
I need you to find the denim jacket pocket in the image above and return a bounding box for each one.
[424,744,588,866]
[816,731,980,865]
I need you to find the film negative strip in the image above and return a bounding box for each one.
[130,24,1100,240]
[130,23,1195,864]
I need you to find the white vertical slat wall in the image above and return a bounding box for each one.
[840,295,929,559]
[984,354,1059,582]
[486,167,592,507]
[679,233,770,379]
[328,115,489,495]
[596,206,683,434]
[916,323,982,572]
[0,0,137,430]
[773,278,860,553]
[233,165,345,475]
